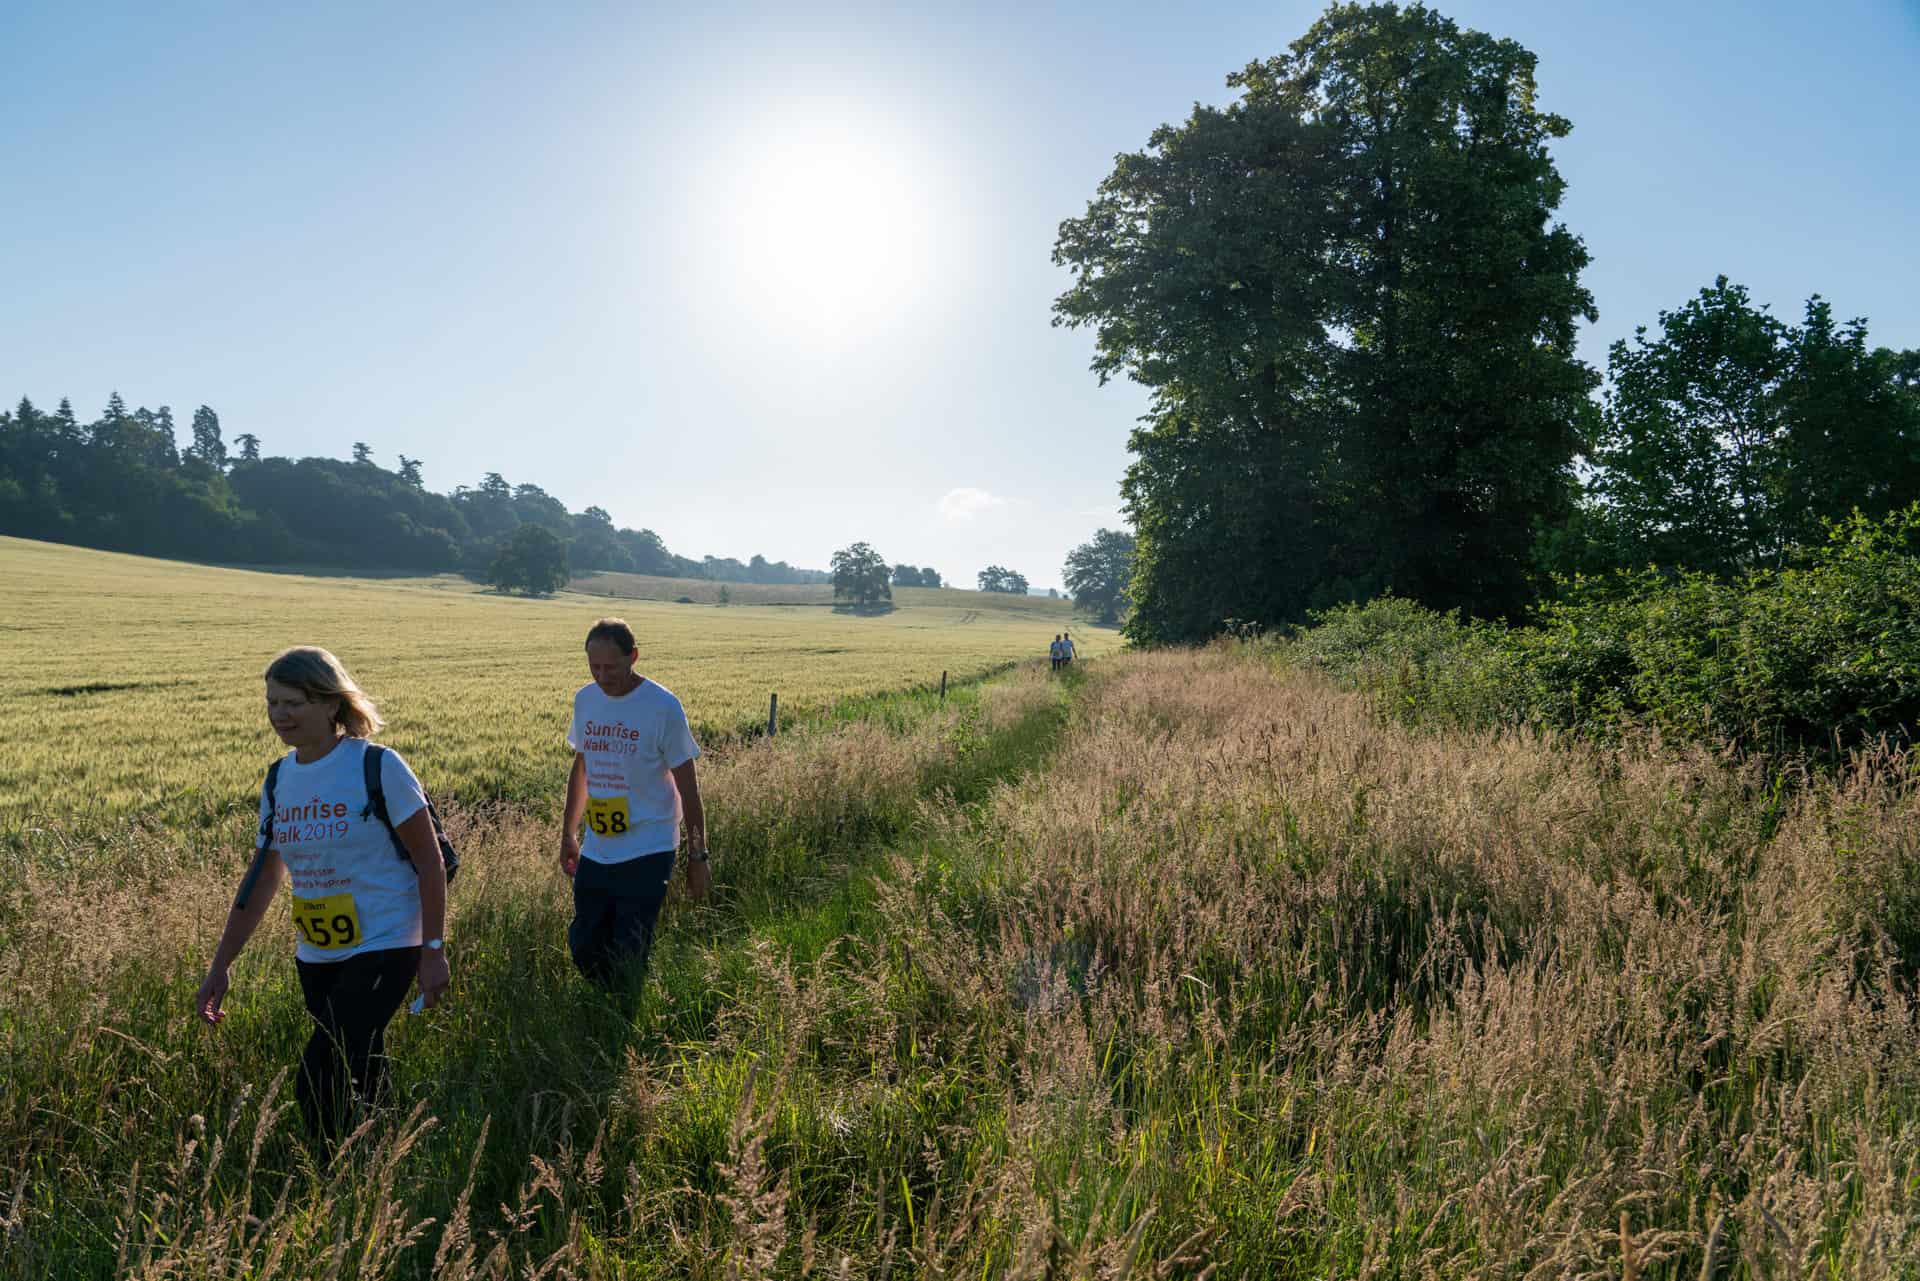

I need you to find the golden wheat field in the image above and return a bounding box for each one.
[0,537,1112,838]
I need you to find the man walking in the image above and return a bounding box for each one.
[560,618,710,992]
[1049,634,1063,672]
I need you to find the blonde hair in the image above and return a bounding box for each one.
[263,646,385,738]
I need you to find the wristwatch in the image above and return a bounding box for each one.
[687,847,710,863]
[424,937,445,951]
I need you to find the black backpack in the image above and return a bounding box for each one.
[258,743,461,882]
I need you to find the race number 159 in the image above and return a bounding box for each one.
[292,892,361,950]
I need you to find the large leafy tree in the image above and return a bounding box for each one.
[1588,278,1791,576]
[1581,280,1920,577]
[831,542,893,607]
[1774,302,1920,549]
[489,523,570,595]
[1055,2,1597,643]
[1063,528,1137,623]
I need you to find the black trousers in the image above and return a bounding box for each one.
[295,945,419,1151]
[569,851,674,989]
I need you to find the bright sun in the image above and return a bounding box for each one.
[704,115,938,346]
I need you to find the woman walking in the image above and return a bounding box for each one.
[195,646,450,1153]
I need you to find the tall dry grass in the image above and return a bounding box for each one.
[875,646,1920,1275]
[7,649,1920,1277]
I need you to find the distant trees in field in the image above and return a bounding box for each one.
[1063,528,1136,624]
[706,553,830,586]
[488,524,570,596]
[976,565,1029,594]
[0,394,833,585]
[831,542,893,607]
[891,564,943,588]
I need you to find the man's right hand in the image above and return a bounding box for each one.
[559,831,581,878]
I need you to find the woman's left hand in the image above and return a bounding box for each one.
[417,947,451,1009]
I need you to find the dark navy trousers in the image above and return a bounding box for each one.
[295,945,418,1151]
[568,851,675,988]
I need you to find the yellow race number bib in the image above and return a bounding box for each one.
[292,892,362,951]
[585,794,630,837]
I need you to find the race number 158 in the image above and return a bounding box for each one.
[586,795,630,836]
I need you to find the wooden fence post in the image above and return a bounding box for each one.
[939,670,947,700]
[768,692,778,737]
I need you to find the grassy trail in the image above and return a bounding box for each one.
[2,662,1087,1280]
[10,647,1920,1278]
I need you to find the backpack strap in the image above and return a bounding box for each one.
[234,758,284,911]
[361,742,460,883]
[361,743,410,862]
[259,757,283,848]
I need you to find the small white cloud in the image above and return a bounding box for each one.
[937,487,1009,521]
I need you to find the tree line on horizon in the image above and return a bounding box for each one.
[826,544,1051,610]
[1053,2,1920,645]
[0,397,1111,611]
[0,394,830,587]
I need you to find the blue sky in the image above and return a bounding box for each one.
[3,0,1916,589]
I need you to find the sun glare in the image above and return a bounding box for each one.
[700,113,939,347]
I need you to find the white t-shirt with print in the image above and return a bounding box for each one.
[256,738,428,963]
[566,678,700,864]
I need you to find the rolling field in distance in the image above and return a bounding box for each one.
[0,536,1112,841]
[571,569,1080,615]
